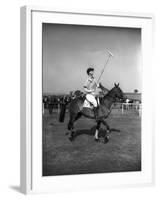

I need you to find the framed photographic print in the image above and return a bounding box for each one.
[20,6,154,194]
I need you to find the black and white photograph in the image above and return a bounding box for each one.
[42,23,142,176]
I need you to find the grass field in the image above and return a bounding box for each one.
[42,109,141,176]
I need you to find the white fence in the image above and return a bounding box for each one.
[121,102,142,116]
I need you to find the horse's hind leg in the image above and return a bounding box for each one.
[68,117,74,141]
[68,112,82,141]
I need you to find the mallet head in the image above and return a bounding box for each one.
[107,50,114,57]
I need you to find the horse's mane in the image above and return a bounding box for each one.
[99,83,109,94]
[100,84,119,102]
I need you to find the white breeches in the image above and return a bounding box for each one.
[86,94,97,107]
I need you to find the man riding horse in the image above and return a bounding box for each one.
[59,51,125,142]
[83,67,100,121]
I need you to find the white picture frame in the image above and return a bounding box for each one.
[20,6,154,194]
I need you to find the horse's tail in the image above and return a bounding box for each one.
[59,103,67,122]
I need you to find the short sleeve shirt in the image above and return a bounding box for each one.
[84,77,97,94]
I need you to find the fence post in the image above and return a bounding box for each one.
[122,103,124,115]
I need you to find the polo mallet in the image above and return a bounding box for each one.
[96,50,114,86]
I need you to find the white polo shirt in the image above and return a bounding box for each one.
[83,76,98,95]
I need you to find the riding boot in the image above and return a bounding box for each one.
[93,107,98,121]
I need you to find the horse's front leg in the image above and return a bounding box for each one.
[101,119,110,143]
[101,119,111,133]
[94,120,101,142]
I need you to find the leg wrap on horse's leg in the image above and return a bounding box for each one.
[94,121,101,140]
[95,129,99,140]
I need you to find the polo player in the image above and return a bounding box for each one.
[83,67,99,120]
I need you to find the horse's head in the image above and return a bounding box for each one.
[111,83,125,102]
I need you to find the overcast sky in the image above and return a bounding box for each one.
[42,23,141,94]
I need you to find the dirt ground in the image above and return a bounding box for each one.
[42,108,141,176]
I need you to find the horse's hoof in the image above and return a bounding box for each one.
[94,138,99,142]
[104,136,109,143]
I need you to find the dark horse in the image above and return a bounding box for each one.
[59,83,125,143]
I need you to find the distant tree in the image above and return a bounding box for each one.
[134,89,138,93]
